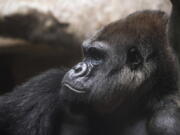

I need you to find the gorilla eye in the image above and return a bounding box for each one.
[86,47,105,61]
[127,47,143,69]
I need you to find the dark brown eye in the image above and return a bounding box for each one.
[87,47,105,61]
[127,47,143,69]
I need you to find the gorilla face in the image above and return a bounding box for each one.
[61,11,168,111]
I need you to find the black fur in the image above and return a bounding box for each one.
[0,69,67,135]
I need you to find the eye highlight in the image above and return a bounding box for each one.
[127,47,143,69]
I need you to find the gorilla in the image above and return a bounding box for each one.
[0,1,180,135]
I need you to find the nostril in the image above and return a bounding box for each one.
[74,66,82,73]
[72,63,88,77]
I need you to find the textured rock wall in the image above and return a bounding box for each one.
[0,0,171,40]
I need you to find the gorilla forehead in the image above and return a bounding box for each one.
[87,10,168,50]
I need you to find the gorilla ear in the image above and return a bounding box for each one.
[127,47,143,69]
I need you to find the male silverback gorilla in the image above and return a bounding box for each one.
[0,1,180,135]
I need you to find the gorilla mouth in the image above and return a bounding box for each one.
[64,83,86,94]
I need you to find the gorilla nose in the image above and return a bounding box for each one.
[73,62,88,77]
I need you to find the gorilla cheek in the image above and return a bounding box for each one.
[88,68,138,109]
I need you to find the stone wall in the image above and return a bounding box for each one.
[0,0,171,40]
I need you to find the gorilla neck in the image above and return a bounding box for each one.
[92,81,178,119]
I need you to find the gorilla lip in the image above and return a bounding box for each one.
[64,83,86,94]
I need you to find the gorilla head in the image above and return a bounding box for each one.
[61,11,178,112]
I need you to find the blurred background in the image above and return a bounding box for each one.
[0,0,171,93]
